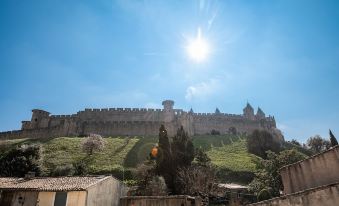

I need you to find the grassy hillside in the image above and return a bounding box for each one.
[0,134,257,183]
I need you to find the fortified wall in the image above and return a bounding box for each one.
[0,100,280,140]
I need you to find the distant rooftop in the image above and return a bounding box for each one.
[0,176,111,191]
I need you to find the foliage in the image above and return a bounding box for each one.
[195,148,211,167]
[249,149,306,197]
[172,126,195,168]
[176,164,215,198]
[0,144,42,177]
[211,129,221,135]
[155,125,174,192]
[52,164,75,176]
[73,160,88,175]
[134,161,167,195]
[257,189,271,201]
[228,127,237,135]
[247,130,281,159]
[81,134,106,155]
[155,125,196,194]
[306,135,330,153]
[281,141,313,156]
[290,139,301,147]
[329,130,338,146]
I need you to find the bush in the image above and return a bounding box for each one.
[0,144,43,177]
[211,130,221,135]
[81,134,106,155]
[247,130,280,158]
[52,164,75,176]
[257,189,271,201]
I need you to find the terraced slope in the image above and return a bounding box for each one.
[0,134,257,183]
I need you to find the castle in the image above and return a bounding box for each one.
[0,100,281,140]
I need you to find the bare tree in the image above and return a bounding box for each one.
[81,134,106,155]
[176,165,215,198]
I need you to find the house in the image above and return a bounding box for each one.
[0,176,126,206]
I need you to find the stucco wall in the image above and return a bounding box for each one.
[248,182,339,206]
[37,192,55,206]
[66,191,86,206]
[280,146,339,194]
[86,176,125,206]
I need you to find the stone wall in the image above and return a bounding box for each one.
[248,182,339,206]
[0,100,279,140]
[120,195,202,206]
[279,145,339,194]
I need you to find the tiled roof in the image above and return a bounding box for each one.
[0,176,111,191]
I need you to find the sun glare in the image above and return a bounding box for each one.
[186,28,210,62]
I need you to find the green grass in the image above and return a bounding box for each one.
[207,140,257,172]
[0,134,257,183]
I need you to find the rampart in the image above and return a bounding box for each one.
[0,100,280,140]
[248,182,339,206]
[279,145,339,194]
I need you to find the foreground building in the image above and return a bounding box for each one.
[0,176,125,206]
[0,100,281,140]
[249,145,339,206]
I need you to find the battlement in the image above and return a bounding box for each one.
[80,107,163,113]
[1,99,280,140]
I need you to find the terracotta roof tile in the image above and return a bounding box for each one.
[0,176,110,191]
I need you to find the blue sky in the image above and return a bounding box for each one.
[0,0,338,142]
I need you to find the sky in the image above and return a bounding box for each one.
[0,0,339,143]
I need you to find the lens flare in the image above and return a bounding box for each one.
[186,28,210,62]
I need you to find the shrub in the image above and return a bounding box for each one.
[81,134,106,155]
[247,130,280,158]
[52,164,75,176]
[257,189,271,201]
[0,144,43,177]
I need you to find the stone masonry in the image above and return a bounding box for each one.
[0,100,280,139]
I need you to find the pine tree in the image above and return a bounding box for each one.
[329,129,338,146]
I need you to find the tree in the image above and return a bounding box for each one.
[195,148,211,167]
[155,125,195,194]
[290,139,301,147]
[249,149,306,197]
[81,134,106,155]
[176,165,215,200]
[247,130,281,159]
[156,125,174,192]
[172,126,195,168]
[329,130,338,147]
[0,144,43,177]
[306,135,330,153]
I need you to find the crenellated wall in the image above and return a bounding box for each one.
[0,100,280,140]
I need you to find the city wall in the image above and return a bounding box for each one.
[248,182,339,206]
[0,100,279,140]
[279,145,339,194]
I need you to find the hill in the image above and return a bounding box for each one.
[0,134,258,184]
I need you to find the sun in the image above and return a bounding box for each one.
[186,28,210,62]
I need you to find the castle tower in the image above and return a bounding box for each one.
[30,109,50,129]
[256,107,266,120]
[162,100,175,122]
[215,108,221,114]
[243,103,255,120]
